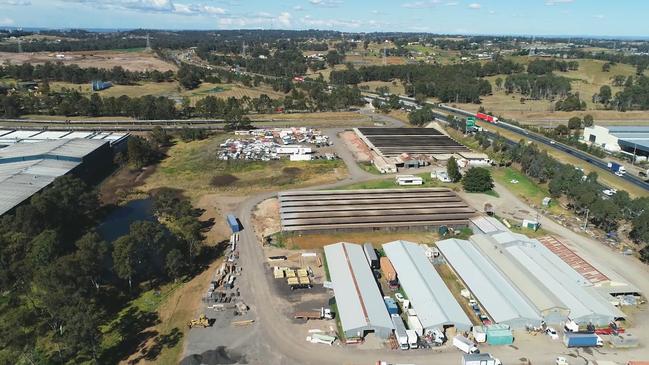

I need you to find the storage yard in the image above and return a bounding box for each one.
[278,188,475,233]
[219,128,333,161]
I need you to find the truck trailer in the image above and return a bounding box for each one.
[563,333,603,348]
[405,330,418,349]
[391,314,409,350]
[462,353,502,365]
[453,335,479,354]
[226,214,241,233]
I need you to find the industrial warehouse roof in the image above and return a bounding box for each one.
[0,129,128,146]
[599,126,649,153]
[470,216,509,235]
[323,242,394,337]
[0,139,107,216]
[474,234,624,325]
[278,188,475,232]
[355,127,470,158]
[382,240,472,331]
[437,238,542,328]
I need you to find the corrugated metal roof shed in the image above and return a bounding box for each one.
[471,234,569,324]
[470,216,509,235]
[323,242,394,339]
[0,139,107,216]
[437,238,542,329]
[383,240,472,331]
[473,233,624,325]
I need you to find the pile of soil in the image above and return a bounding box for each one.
[211,174,239,187]
[282,167,302,176]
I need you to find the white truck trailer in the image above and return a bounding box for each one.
[405,329,418,349]
[391,314,409,350]
[406,315,424,337]
[453,335,479,354]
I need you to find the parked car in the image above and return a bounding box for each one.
[395,293,405,303]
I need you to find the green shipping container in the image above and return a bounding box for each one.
[486,327,514,346]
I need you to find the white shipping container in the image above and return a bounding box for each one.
[290,154,312,161]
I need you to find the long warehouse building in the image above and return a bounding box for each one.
[355,128,471,157]
[383,240,473,331]
[474,232,624,325]
[0,139,111,216]
[279,188,475,233]
[437,238,542,329]
[323,242,394,339]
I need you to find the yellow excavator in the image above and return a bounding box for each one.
[188,314,210,328]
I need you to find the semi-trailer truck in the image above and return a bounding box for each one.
[608,162,627,175]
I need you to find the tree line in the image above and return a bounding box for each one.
[0,62,175,85]
[0,83,364,119]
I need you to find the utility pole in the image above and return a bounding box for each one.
[582,209,590,230]
[17,39,22,53]
[383,47,387,66]
[145,33,151,51]
[242,41,248,58]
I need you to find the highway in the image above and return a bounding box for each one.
[365,92,649,193]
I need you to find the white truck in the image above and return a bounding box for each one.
[453,335,479,354]
[405,330,418,349]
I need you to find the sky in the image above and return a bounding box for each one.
[0,0,647,37]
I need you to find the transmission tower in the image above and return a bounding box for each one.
[145,33,152,51]
[242,41,248,58]
[17,39,22,53]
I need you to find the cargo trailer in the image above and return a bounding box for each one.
[226,214,241,233]
[391,314,409,350]
[563,333,603,348]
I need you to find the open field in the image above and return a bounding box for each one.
[492,167,568,216]
[451,58,649,124]
[250,111,373,127]
[0,50,176,72]
[48,80,285,102]
[141,134,348,200]
[359,80,405,95]
[479,121,648,197]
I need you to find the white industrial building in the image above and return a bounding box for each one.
[583,125,649,157]
[437,238,543,329]
[473,232,625,325]
[323,242,394,339]
[0,139,111,216]
[383,240,473,332]
[0,129,128,146]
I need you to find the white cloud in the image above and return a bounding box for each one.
[445,1,458,5]
[218,11,292,28]
[60,0,230,16]
[308,0,342,7]
[293,5,304,11]
[593,14,605,19]
[0,0,31,5]
[545,0,574,5]
[402,0,440,9]
[0,17,15,25]
[468,3,481,9]
[300,15,361,28]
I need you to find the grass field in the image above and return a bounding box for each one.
[142,134,348,199]
[450,58,649,124]
[336,172,460,190]
[359,80,405,95]
[492,167,567,215]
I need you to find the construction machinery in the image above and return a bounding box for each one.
[188,314,210,328]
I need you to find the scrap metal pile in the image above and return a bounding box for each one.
[218,127,331,161]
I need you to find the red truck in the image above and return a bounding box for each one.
[476,112,499,124]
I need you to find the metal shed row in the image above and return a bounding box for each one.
[323,242,394,339]
[382,240,472,332]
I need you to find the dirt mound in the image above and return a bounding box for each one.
[282,167,302,176]
[211,174,239,187]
